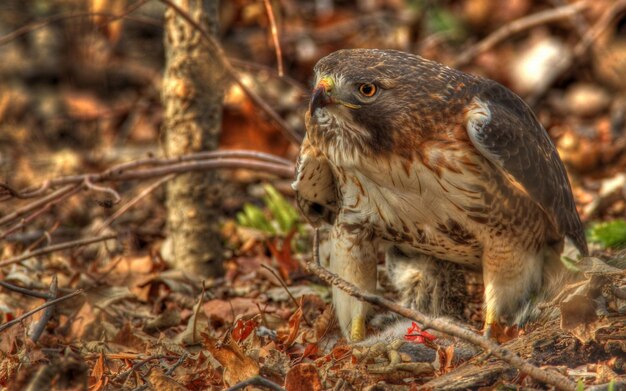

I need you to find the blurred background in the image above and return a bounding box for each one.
[1,1,625,388]
[1,0,625,224]
[2,0,626,215]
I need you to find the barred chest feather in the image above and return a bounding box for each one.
[328,149,486,267]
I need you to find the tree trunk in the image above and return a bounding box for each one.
[161,0,224,277]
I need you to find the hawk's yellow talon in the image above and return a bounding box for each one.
[350,315,366,341]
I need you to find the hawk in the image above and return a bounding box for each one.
[293,49,588,341]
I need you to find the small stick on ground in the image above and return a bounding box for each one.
[29,275,58,342]
[261,264,312,327]
[0,234,118,268]
[0,289,83,333]
[306,248,577,390]
[262,0,284,77]
[453,1,590,68]
[0,281,51,299]
[94,174,174,233]
[526,0,626,106]
[224,375,285,391]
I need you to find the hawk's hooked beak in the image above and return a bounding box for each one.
[309,76,334,114]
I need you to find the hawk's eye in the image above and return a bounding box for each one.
[358,83,377,97]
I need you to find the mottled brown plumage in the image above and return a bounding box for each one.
[293,49,587,341]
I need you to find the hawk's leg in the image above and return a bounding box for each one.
[330,222,378,341]
[482,243,543,335]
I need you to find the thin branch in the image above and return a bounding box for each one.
[260,264,312,327]
[0,234,117,268]
[164,352,188,376]
[262,0,284,77]
[84,178,121,205]
[112,355,177,383]
[2,150,293,200]
[158,0,302,145]
[29,275,58,342]
[95,175,173,233]
[0,151,294,234]
[0,185,83,240]
[453,1,590,68]
[224,375,285,391]
[306,258,577,390]
[0,289,83,333]
[0,185,79,226]
[112,159,293,182]
[0,281,51,299]
[0,0,151,47]
[526,0,626,106]
[231,59,307,95]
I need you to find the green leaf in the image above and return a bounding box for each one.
[608,379,615,391]
[587,220,626,249]
[236,184,301,236]
[576,378,585,391]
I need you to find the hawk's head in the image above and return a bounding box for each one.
[308,49,468,157]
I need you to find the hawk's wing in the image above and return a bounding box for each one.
[465,80,588,255]
[292,135,337,227]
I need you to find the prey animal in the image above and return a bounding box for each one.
[293,49,588,341]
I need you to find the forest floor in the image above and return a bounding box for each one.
[0,0,625,389]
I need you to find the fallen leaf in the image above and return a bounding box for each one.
[204,297,259,324]
[232,318,259,343]
[284,363,322,391]
[204,336,259,387]
[88,353,106,391]
[147,368,187,391]
[267,228,300,281]
[277,307,302,348]
[560,294,602,343]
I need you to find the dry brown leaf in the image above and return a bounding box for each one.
[88,353,106,391]
[284,363,322,391]
[147,369,187,391]
[71,302,98,340]
[277,307,302,348]
[203,297,260,324]
[560,294,609,343]
[204,336,259,387]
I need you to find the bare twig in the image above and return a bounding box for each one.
[95,175,173,233]
[262,0,284,77]
[0,281,51,299]
[158,0,302,145]
[0,151,294,235]
[231,59,307,95]
[0,289,83,333]
[0,234,117,268]
[164,352,188,376]
[0,185,83,240]
[113,159,293,182]
[224,375,285,391]
[84,178,121,205]
[191,282,207,344]
[2,150,293,201]
[29,275,58,342]
[526,0,626,106]
[260,264,312,327]
[0,185,79,226]
[112,354,177,383]
[453,1,590,68]
[306,254,577,390]
[0,0,150,47]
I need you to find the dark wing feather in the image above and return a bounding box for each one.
[467,80,588,255]
[292,135,337,227]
